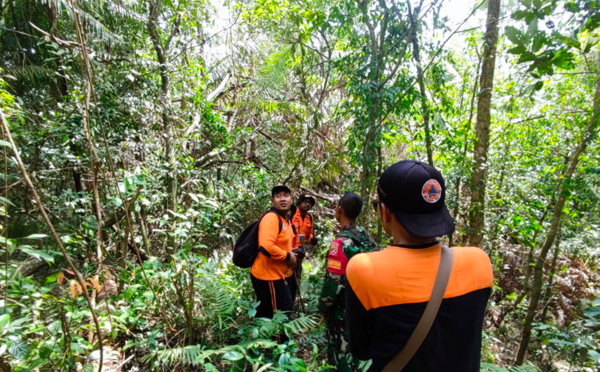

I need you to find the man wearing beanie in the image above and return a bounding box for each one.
[345,160,493,372]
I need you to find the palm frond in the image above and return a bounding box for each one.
[75,7,123,44]
[84,0,146,22]
[256,45,293,93]
[2,65,54,84]
[33,0,123,44]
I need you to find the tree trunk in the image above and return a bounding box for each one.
[467,0,501,248]
[515,55,600,365]
[408,1,433,166]
[541,226,562,323]
[449,56,481,247]
[148,0,178,256]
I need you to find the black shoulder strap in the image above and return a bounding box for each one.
[265,210,283,234]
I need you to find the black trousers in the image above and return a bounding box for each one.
[251,274,296,319]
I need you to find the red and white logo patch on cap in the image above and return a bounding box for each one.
[422,179,442,203]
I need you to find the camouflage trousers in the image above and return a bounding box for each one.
[325,311,364,372]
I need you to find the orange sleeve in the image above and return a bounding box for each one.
[258,212,288,261]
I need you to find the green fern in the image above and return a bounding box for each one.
[284,313,320,334]
[141,344,205,366]
[480,363,539,372]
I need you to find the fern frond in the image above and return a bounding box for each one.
[284,314,319,335]
[141,344,205,366]
[480,363,539,372]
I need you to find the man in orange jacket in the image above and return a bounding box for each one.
[292,193,318,248]
[250,185,297,321]
[346,160,493,371]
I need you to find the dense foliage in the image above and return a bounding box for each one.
[0,0,599,371]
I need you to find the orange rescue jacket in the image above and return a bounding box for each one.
[251,210,294,280]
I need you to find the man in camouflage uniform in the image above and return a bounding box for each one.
[318,192,377,371]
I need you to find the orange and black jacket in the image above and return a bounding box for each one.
[291,208,313,248]
[345,243,493,372]
[250,208,294,281]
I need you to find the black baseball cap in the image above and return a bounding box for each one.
[377,160,455,238]
[297,193,316,206]
[271,185,291,196]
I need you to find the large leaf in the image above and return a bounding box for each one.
[505,26,524,44]
[0,314,10,330]
[222,350,244,361]
[8,336,29,360]
[19,247,54,263]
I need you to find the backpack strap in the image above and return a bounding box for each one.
[258,211,284,257]
[381,246,454,372]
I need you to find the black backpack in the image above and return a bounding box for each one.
[232,211,283,268]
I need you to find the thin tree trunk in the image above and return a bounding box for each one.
[541,226,562,323]
[0,110,104,371]
[148,0,178,256]
[515,56,600,365]
[467,0,501,248]
[450,57,481,247]
[407,1,433,166]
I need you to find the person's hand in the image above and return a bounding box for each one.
[293,248,306,259]
[287,252,297,266]
[310,237,319,246]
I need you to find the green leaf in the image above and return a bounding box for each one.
[560,36,581,50]
[222,350,244,361]
[505,26,524,44]
[39,341,55,359]
[532,34,546,53]
[590,350,600,362]
[533,81,544,91]
[23,234,48,240]
[0,140,11,148]
[19,247,54,263]
[552,50,575,70]
[0,196,15,207]
[45,272,61,284]
[507,44,527,55]
[512,10,531,21]
[8,337,30,359]
[564,1,580,12]
[82,364,94,372]
[0,313,10,330]
[517,51,537,63]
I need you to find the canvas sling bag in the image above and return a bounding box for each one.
[381,245,455,372]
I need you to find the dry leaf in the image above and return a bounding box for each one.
[69,280,82,298]
[89,276,102,292]
[57,272,65,285]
